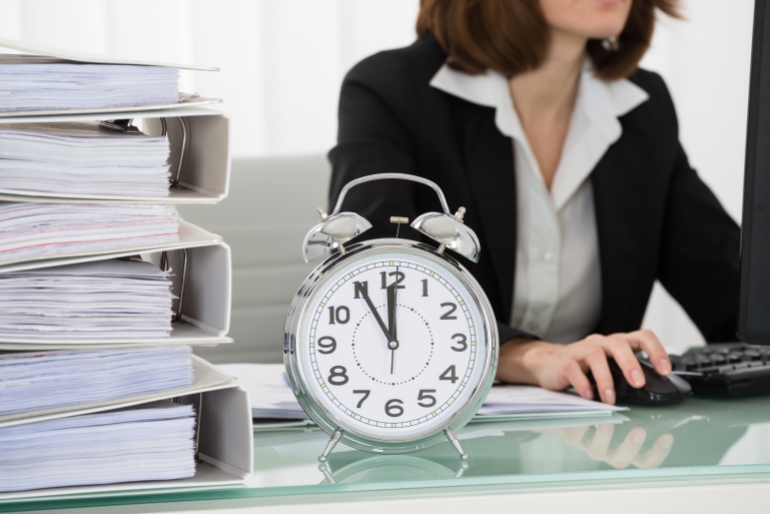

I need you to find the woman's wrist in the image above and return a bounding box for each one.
[496,337,554,384]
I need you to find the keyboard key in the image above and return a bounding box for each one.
[744,350,762,361]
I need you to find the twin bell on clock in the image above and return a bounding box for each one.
[283,173,499,462]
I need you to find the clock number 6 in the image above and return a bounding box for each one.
[385,399,404,417]
[417,389,437,408]
[328,366,349,386]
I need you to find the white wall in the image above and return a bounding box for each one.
[0,0,419,158]
[0,0,753,354]
[638,2,754,353]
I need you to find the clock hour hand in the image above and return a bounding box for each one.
[359,287,391,342]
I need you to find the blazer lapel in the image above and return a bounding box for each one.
[591,130,653,334]
[454,99,518,320]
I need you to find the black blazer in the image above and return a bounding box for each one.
[328,35,740,345]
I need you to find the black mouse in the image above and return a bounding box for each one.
[588,357,693,406]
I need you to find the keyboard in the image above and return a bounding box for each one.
[668,344,770,397]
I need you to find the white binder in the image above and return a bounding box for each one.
[0,37,221,118]
[0,361,253,501]
[0,107,230,204]
[0,219,221,273]
[0,242,233,349]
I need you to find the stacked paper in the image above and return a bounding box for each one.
[0,122,171,198]
[0,346,194,419]
[477,385,624,415]
[0,56,179,112]
[219,363,307,419]
[220,363,623,422]
[0,202,180,266]
[0,259,173,340]
[0,39,248,499]
[0,401,196,493]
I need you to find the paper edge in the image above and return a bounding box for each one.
[0,97,222,119]
[0,220,222,273]
[0,37,218,71]
[0,356,236,427]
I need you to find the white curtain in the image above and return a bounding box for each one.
[0,0,752,352]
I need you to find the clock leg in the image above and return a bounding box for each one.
[444,428,468,460]
[318,462,336,484]
[454,460,470,478]
[318,428,343,463]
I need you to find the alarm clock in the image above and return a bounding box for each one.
[284,173,498,462]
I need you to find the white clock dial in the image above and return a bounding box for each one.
[297,250,489,440]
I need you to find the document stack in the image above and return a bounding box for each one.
[0,38,252,503]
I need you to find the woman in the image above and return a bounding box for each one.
[328,0,740,404]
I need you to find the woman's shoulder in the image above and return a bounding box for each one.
[343,34,447,94]
[625,67,679,130]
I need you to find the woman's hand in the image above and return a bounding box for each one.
[538,424,675,469]
[496,330,672,404]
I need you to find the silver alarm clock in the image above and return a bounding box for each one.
[284,173,498,461]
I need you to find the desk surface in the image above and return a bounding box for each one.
[6,395,770,513]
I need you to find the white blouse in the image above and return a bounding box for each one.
[430,60,649,344]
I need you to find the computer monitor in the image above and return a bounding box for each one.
[739,0,770,343]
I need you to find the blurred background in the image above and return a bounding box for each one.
[0,0,753,357]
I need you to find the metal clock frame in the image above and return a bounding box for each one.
[284,238,499,461]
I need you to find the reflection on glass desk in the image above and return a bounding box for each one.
[6,396,770,512]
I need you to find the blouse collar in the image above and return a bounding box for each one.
[429,59,649,210]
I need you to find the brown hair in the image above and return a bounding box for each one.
[416,0,679,80]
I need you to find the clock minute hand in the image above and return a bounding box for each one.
[359,288,391,342]
[388,284,398,374]
[387,284,397,342]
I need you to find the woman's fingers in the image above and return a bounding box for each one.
[605,427,648,469]
[632,434,674,469]
[563,359,594,400]
[558,425,591,447]
[586,348,615,404]
[606,337,646,388]
[628,330,671,376]
[585,423,614,461]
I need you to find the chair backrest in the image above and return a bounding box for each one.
[178,154,330,364]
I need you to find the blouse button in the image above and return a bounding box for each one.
[540,249,553,262]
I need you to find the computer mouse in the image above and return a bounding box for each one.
[588,357,693,406]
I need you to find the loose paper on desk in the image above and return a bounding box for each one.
[219,363,306,419]
[477,386,624,415]
[218,363,624,423]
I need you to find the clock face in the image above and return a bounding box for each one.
[296,249,490,440]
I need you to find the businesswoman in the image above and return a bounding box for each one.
[328,0,740,404]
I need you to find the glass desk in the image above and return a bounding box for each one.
[6,395,770,513]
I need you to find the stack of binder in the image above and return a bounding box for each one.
[0,38,253,502]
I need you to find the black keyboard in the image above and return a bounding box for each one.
[669,344,770,397]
